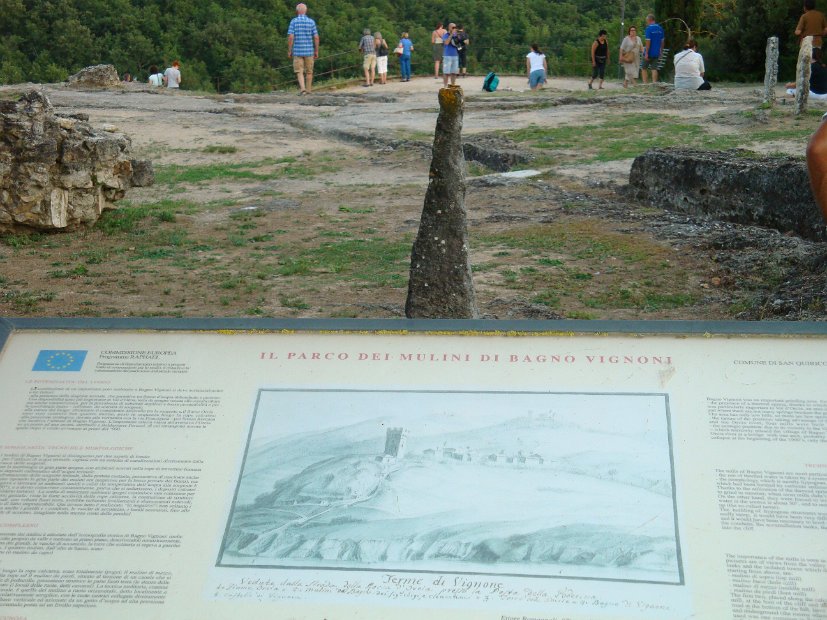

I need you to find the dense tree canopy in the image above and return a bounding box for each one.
[0,0,814,91]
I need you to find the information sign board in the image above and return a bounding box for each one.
[0,318,825,619]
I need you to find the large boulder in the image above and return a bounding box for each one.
[67,64,121,88]
[628,148,826,241]
[0,90,154,232]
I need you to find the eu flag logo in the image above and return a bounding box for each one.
[32,350,87,372]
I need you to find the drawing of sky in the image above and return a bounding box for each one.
[251,389,667,442]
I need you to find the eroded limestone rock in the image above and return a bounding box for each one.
[67,64,121,88]
[796,36,813,115]
[0,90,154,232]
[405,86,479,319]
[628,148,826,241]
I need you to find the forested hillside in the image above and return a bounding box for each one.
[0,0,811,92]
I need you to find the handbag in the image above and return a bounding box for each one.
[621,50,635,63]
[394,44,404,56]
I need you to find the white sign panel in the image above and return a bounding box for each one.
[0,324,825,619]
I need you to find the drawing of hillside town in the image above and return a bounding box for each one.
[218,389,682,584]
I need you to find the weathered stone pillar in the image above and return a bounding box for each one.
[796,36,813,115]
[405,86,478,319]
[763,36,779,106]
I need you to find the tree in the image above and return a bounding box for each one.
[655,0,703,52]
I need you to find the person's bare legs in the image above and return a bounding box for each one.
[369,66,375,85]
[305,71,313,92]
[434,60,440,78]
[296,70,306,92]
[652,68,659,83]
[641,68,649,84]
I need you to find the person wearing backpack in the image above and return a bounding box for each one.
[526,43,547,90]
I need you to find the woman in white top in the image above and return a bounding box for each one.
[673,40,710,90]
[526,43,548,90]
[147,65,164,87]
[619,26,643,88]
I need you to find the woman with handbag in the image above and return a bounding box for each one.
[375,32,389,85]
[619,26,643,88]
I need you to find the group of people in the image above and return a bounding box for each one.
[585,14,709,91]
[287,4,473,92]
[121,62,182,88]
[787,0,827,99]
[147,61,182,88]
[618,14,668,88]
[357,21,470,88]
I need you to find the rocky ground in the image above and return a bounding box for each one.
[0,75,825,321]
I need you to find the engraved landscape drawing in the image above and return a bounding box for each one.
[218,389,682,584]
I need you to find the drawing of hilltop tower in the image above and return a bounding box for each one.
[383,427,409,460]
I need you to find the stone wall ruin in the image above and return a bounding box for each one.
[628,148,826,242]
[0,90,153,233]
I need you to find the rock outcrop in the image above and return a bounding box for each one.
[0,90,154,232]
[405,86,479,318]
[67,64,121,88]
[628,148,826,241]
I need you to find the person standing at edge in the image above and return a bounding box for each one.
[456,25,470,77]
[374,32,389,85]
[432,22,447,79]
[588,30,609,90]
[287,3,319,95]
[796,0,827,51]
[163,60,181,88]
[359,28,376,86]
[620,26,643,88]
[398,32,414,82]
[642,14,664,84]
[442,23,460,87]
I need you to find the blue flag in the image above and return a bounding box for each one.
[32,350,88,372]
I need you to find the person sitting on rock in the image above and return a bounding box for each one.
[148,65,164,86]
[163,60,182,89]
[673,39,711,90]
[786,46,827,100]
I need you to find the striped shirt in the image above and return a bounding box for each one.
[288,14,318,57]
[359,34,376,55]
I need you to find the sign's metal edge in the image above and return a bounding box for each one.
[1,317,826,336]
[0,318,12,351]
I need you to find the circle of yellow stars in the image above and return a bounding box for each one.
[45,351,76,370]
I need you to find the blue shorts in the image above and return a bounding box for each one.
[529,69,546,88]
[442,55,459,74]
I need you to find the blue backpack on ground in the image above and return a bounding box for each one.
[482,71,499,92]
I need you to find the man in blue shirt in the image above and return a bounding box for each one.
[442,23,460,87]
[287,3,320,94]
[643,14,665,84]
